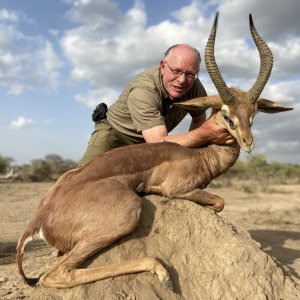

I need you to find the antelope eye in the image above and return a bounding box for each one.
[224,115,236,130]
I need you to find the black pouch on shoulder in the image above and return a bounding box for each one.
[92,103,108,122]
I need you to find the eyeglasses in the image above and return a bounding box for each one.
[164,60,198,80]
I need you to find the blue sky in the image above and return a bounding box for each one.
[1,0,299,165]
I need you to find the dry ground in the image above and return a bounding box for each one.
[0,181,299,299]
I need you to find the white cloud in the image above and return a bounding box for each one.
[0,51,22,79]
[170,1,207,23]
[75,87,120,108]
[271,37,300,80]
[264,80,300,105]
[0,8,34,25]
[61,0,150,86]
[66,0,122,25]
[10,116,34,129]
[48,29,60,38]
[7,83,24,95]
[0,10,63,94]
[0,9,19,22]
[27,41,64,91]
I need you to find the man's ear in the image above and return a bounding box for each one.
[175,95,223,110]
[257,98,293,113]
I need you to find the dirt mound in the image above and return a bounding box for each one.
[9,195,300,299]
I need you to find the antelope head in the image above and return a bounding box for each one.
[176,13,293,153]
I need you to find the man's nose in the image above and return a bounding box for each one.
[177,72,187,83]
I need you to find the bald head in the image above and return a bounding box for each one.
[160,44,201,99]
[164,44,201,64]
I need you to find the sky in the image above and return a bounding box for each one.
[0,0,299,165]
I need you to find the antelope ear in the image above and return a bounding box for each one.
[175,95,223,110]
[257,98,293,113]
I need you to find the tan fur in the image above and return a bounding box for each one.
[16,140,240,288]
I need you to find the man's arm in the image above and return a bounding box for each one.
[142,110,235,147]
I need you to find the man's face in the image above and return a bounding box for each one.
[160,46,200,100]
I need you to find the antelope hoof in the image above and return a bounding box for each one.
[155,263,173,290]
[162,278,174,291]
[212,197,225,213]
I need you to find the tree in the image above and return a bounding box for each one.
[45,154,77,180]
[0,155,14,174]
[29,159,52,182]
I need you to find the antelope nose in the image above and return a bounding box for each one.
[242,138,254,153]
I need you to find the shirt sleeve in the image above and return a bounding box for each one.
[127,87,165,132]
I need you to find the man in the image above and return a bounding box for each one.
[80,44,233,166]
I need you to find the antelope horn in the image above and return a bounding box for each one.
[205,12,235,105]
[248,14,273,103]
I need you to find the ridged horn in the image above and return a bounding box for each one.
[205,12,235,105]
[248,14,273,103]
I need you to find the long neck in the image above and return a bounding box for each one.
[196,142,240,186]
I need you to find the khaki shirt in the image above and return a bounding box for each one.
[106,65,207,143]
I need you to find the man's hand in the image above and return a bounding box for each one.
[201,109,235,145]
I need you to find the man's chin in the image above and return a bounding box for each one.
[170,90,185,99]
